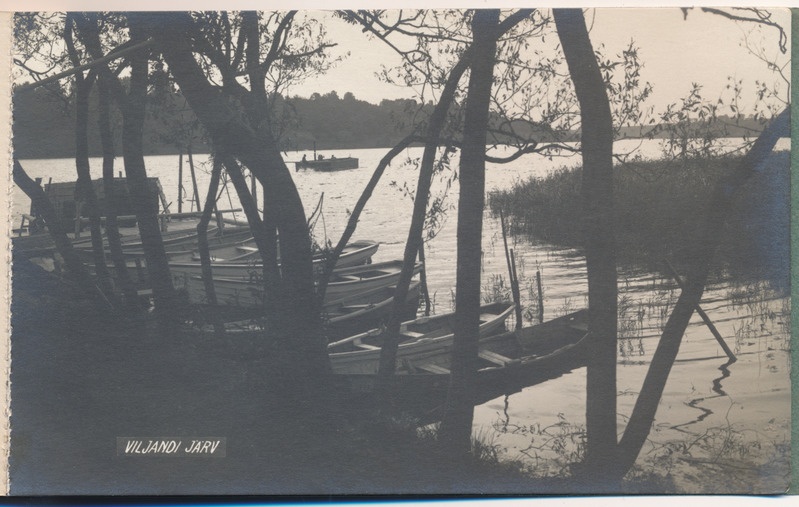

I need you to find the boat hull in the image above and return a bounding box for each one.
[295,157,359,171]
[178,260,423,310]
[332,310,589,423]
[211,281,423,340]
[327,302,516,374]
[168,240,379,277]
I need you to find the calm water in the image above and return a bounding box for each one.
[14,139,791,492]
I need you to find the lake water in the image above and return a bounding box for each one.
[13,138,791,492]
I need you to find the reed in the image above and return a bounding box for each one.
[488,153,790,285]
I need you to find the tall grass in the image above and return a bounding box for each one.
[488,153,789,287]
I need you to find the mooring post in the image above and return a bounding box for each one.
[177,150,183,214]
[536,269,544,323]
[664,259,737,362]
[188,144,201,212]
[418,242,431,316]
[509,249,523,330]
[73,200,83,238]
[499,210,523,329]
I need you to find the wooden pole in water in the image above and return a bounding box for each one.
[156,181,170,231]
[509,249,523,330]
[536,269,544,323]
[177,150,183,214]
[500,209,523,329]
[187,144,201,212]
[74,200,82,238]
[664,259,736,362]
[418,242,432,316]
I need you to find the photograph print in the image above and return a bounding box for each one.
[6,7,792,495]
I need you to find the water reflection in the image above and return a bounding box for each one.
[670,358,734,433]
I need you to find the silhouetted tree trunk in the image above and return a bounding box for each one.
[376,48,474,381]
[146,13,329,389]
[121,18,179,326]
[219,154,280,321]
[97,73,139,311]
[197,157,224,333]
[65,16,114,302]
[437,8,500,456]
[375,9,533,382]
[317,133,421,299]
[74,13,179,325]
[612,108,790,479]
[554,8,618,475]
[13,159,95,296]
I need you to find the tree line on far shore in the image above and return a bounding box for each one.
[13,82,768,160]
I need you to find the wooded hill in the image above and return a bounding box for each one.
[12,87,423,159]
[12,85,767,159]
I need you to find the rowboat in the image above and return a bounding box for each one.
[178,260,424,308]
[212,281,423,339]
[295,156,359,171]
[120,227,252,257]
[74,225,252,259]
[82,228,255,288]
[322,260,423,300]
[332,310,589,423]
[322,281,422,338]
[73,223,221,251]
[327,301,516,374]
[168,240,379,275]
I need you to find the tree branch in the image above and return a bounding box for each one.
[699,7,787,52]
[260,11,296,72]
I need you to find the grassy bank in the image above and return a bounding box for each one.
[488,152,790,287]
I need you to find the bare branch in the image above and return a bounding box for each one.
[699,7,787,52]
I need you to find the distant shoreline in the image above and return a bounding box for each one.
[15,133,761,161]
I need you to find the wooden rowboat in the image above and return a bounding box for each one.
[332,310,589,424]
[209,281,423,339]
[295,156,359,171]
[168,240,379,276]
[118,227,252,258]
[327,301,516,374]
[177,259,423,309]
[323,281,422,338]
[74,226,252,260]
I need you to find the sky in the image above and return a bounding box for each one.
[8,5,791,117]
[282,8,790,116]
